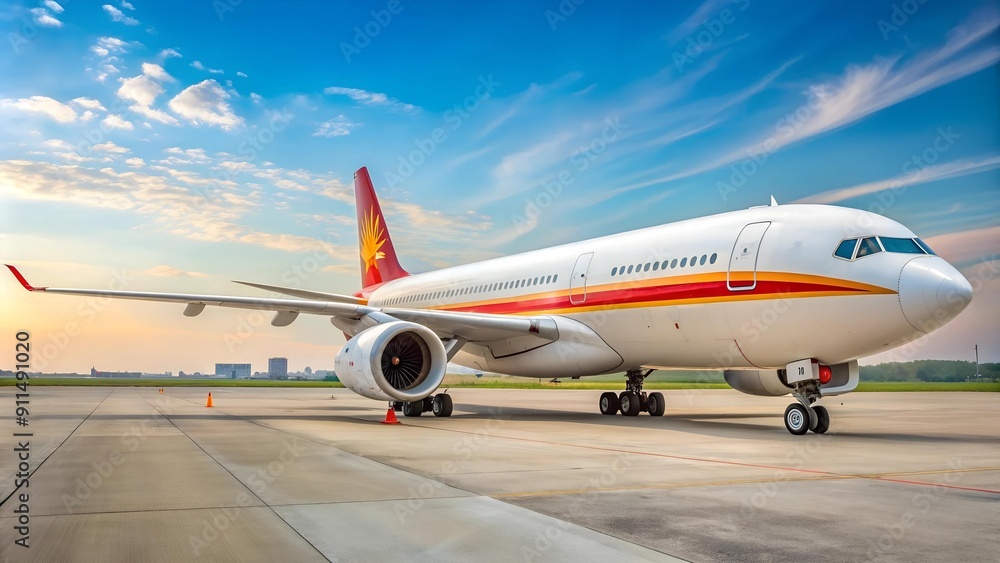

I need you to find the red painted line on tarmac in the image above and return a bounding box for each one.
[872,477,1000,495]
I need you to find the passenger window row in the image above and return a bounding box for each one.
[834,236,935,261]
[381,274,560,306]
[610,253,719,277]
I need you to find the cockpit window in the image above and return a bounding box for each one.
[856,237,882,258]
[915,238,937,255]
[834,239,858,260]
[879,237,924,254]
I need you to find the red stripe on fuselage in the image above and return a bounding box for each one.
[441,279,868,315]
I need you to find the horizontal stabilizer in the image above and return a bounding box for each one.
[233,280,367,305]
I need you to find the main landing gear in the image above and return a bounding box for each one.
[599,369,665,417]
[783,380,830,435]
[395,393,453,418]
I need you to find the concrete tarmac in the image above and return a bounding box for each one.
[0,387,997,562]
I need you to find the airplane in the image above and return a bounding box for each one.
[6,166,973,435]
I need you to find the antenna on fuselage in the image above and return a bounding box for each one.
[770,195,779,206]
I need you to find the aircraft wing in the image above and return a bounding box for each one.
[6,265,555,342]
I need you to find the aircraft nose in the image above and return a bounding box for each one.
[898,258,973,333]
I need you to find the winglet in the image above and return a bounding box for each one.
[770,195,779,207]
[6,265,45,291]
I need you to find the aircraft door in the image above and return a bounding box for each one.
[728,222,770,291]
[570,252,594,304]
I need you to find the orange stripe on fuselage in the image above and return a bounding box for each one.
[413,271,894,316]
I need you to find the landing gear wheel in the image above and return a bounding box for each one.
[620,392,641,417]
[812,405,830,434]
[432,394,453,417]
[599,392,620,415]
[402,400,424,417]
[647,392,665,416]
[784,403,809,435]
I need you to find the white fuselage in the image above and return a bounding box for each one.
[363,204,970,377]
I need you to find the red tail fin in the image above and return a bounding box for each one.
[355,167,408,290]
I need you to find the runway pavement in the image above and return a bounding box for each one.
[0,387,997,562]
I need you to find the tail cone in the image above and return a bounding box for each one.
[206,393,213,408]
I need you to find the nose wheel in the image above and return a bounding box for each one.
[784,381,830,435]
[598,369,665,416]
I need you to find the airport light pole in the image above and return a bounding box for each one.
[974,344,980,379]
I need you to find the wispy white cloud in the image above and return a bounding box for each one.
[159,48,182,59]
[798,155,1000,204]
[313,115,360,137]
[729,14,1000,162]
[102,4,139,25]
[30,6,62,27]
[168,80,243,130]
[236,71,248,78]
[119,0,135,10]
[323,86,417,113]
[665,0,731,45]
[70,98,107,112]
[141,265,209,278]
[102,114,134,130]
[43,0,64,13]
[92,141,130,154]
[0,96,77,123]
[191,60,224,75]
[117,63,179,125]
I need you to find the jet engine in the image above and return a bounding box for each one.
[335,321,447,402]
[723,369,792,397]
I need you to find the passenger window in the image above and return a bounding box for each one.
[680,257,687,267]
[552,274,558,282]
[710,253,717,264]
[834,239,857,260]
[690,255,697,266]
[627,265,634,274]
[700,255,706,265]
[661,260,669,270]
[652,261,659,271]
[546,275,552,283]
[643,263,651,272]
[856,237,882,258]
[880,237,925,254]
[671,259,677,268]
[612,267,618,276]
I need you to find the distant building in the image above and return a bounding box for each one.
[91,367,140,378]
[215,363,251,379]
[268,357,288,380]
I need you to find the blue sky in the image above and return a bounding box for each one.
[1,0,998,372]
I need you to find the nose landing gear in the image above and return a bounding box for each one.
[598,369,665,417]
[784,380,830,435]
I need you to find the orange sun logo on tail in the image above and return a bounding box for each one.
[360,207,386,274]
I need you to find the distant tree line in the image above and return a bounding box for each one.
[861,360,998,382]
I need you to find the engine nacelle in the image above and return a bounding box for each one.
[334,321,447,402]
[724,369,792,397]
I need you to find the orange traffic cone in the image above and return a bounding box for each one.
[206,393,214,408]
[381,405,399,424]
[159,388,163,394]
